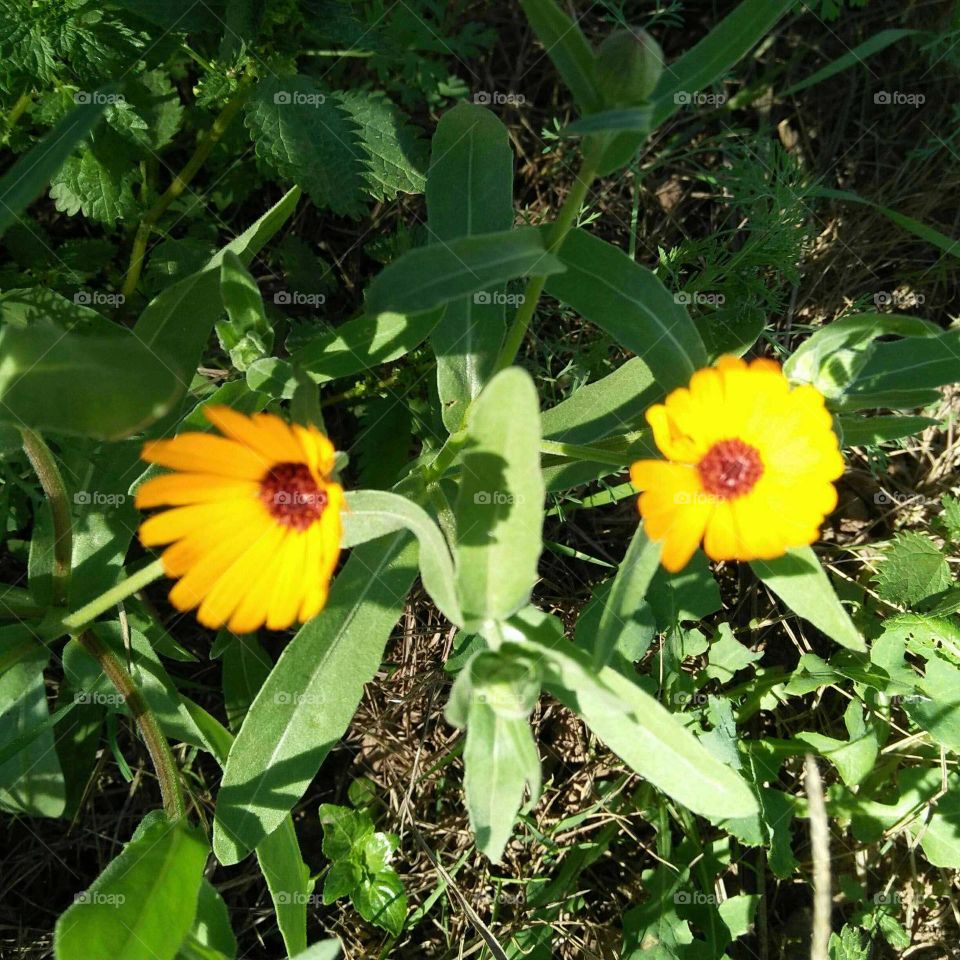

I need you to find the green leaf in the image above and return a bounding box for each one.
[342,490,461,624]
[0,93,108,236]
[426,103,514,431]
[365,227,565,317]
[544,228,707,391]
[751,548,865,652]
[213,535,418,864]
[783,313,939,403]
[217,251,273,372]
[352,871,407,938]
[562,106,652,136]
[323,861,362,903]
[941,495,960,541]
[454,368,545,628]
[288,943,343,960]
[134,187,300,403]
[446,650,542,861]
[54,816,208,960]
[704,623,763,683]
[245,76,366,217]
[0,322,180,440]
[650,0,797,128]
[796,701,879,788]
[0,632,65,817]
[49,139,139,227]
[782,29,922,96]
[217,633,272,733]
[873,531,952,608]
[502,608,758,820]
[837,414,939,447]
[590,525,661,669]
[188,880,237,960]
[518,0,601,114]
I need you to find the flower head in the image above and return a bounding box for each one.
[630,356,844,573]
[136,406,343,632]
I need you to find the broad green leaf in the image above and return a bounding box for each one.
[0,94,108,236]
[49,143,138,228]
[751,548,865,652]
[0,322,179,440]
[289,943,343,960]
[908,654,960,754]
[518,0,602,114]
[352,871,407,938]
[134,187,300,397]
[783,313,939,403]
[213,535,418,864]
[562,107,652,136]
[342,490,460,624]
[216,633,273,733]
[181,701,310,958]
[54,816,208,960]
[426,103,514,431]
[704,623,763,683]
[795,701,879,788]
[873,531,952,608]
[217,251,273,371]
[502,608,758,820]
[590,524,661,669]
[454,368,545,628]
[837,414,939,447]
[544,229,707,390]
[0,631,66,817]
[783,30,922,96]
[446,651,542,861]
[187,880,237,960]
[650,0,797,128]
[365,228,564,317]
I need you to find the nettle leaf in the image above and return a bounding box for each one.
[246,77,426,217]
[940,494,960,541]
[54,815,208,960]
[873,531,952,608]
[49,129,140,227]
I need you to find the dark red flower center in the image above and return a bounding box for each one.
[259,462,327,530]
[697,439,764,500]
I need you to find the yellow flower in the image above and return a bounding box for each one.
[630,356,844,573]
[135,406,343,633]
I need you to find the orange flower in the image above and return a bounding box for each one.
[630,356,844,573]
[136,406,343,632]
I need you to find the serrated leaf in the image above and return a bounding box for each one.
[49,139,139,227]
[873,531,952,607]
[704,623,762,683]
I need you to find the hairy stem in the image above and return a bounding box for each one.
[121,79,253,302]
[77,629,185,819]
[20,429,72,607]
[60,558,167,635]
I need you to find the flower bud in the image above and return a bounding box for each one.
[595,29,664,107]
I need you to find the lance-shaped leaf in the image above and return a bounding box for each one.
[501,608,759,820]
[217,251,273,371]
[454,368,545,629]
[427,103,514,431]
[544,228,707,391]
[213,534,418,864]
[751,547,865,652]
[365,227,564,317]
[0,322,180,440]
[54,814,208,960]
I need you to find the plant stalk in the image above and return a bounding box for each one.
[59,558,167,635]
[20,429,72,607]
[77,629,186,819]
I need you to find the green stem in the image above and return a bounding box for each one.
[493,136,607,373]
[20,429,72,607]
[59,558,167,635]
[539,439,631,468]
[422,430,469,484]
[121,78,253,302]
[77,629,185,819]
[3,92,32,141]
